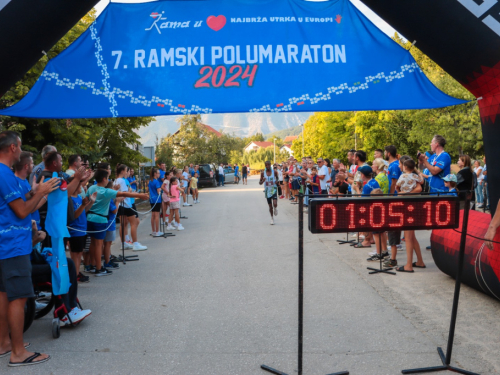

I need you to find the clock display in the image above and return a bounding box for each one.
[308,196,460,234]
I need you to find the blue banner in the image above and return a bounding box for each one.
[0,0,467,119]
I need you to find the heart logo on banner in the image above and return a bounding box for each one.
[207,15,226,31]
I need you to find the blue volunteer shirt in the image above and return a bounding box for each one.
[127,176,137,190]
[388,160,402,195]
[159,169,165,183]
[16,176,41,228]
[0,163,32,260]
[189,167,195,177]
[362,178,380,196]
[108,199,117,232]
[428,152,451,193]
[149,179,161,204]
[125,178,135,205]
[68,196,87,237]
[234,166,239,176]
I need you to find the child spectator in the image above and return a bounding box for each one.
[358,165,380,196]
[167,176,185,231]
[161,171,173,226]
[86,169,148,276]
[372,158,389,194]
[191,172,199,203]
[366,188,389,261]
[396,159,423,194]
[68,178,96,282]
[443,174,458,196]
[310,167,320,194]
[103,181,123,270]
[149,168,162,236]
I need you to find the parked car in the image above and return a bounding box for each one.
[224,167,235,184]
[198,163,217,187]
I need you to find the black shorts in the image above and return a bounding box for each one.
[266,193,278,204]
[0,255,34,301]
[69,235,87,253]
[388,231,401,246]
[118,206,136,218]
[150,202,161,212]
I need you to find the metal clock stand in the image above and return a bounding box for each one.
[401,194,479,375]
[261,194,349,375]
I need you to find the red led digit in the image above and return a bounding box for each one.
[435,201,451,226]
[388,202,404,227]
[423,201,432,226]
[319,204,336,229]
[346,203,355,229]
[369,203,385,228]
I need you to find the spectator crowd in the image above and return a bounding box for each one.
[0,130,206,367]
[274,134,483,273]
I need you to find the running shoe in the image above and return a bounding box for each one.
[270,218,274,225]
[368,251,389,258]
[60,307,92,326]
[274,207,278,216]
[94,268,112,277]
[84,265,95,274]
[177,224,185,231]
[132,242,147,251]
[166,224,175,231]
[35,301,48,312]
[103,261,120,269]
[77,272,90,283]
[123,242,133,250]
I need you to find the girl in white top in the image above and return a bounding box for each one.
[114,164,147,251]
[473,160,484,206]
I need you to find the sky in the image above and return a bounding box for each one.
[93,0,400,38]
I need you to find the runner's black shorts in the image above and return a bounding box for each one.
[388,231,401,246]
[266,193,278,204]
[150,202,161,212]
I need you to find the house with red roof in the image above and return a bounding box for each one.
[244,141,274,153]
[284,135,299,143]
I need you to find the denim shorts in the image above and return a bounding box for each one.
[87,221,108,240]
[0,255,34,301]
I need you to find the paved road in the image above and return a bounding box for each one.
[7,176,500,374]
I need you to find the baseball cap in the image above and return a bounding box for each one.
[358,165,372,176]
[443,174,457,183]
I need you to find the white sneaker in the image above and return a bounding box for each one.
[177,224,185,231]
[132,242,147,251]
[270,218,274,225]
[196,200,200,203]
[154,232,164,236]
[183,203,192,207]
[35,301,48,312]
[166,224,175,230]
[274,207,278,216]
[69,307,92,324]
[172,221,178,227]
[123,242,133,250]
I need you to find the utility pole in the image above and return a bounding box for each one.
[273,138,276,164]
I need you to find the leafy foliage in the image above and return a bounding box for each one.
[291,34,481,163]
[0,10,152,168]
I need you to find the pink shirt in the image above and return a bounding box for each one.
[170,184,180,202]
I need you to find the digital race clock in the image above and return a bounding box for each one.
[308,196,460,234]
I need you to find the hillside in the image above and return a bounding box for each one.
[136,113,312,146]
[265,125,303,140]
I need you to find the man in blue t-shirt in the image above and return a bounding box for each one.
[385,145,401,196]
[158,162,166,183]
[234,164,239,184]
[0,131,59,366]
[417,135,451,194]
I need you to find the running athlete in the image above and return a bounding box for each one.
[259,161,279,225]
